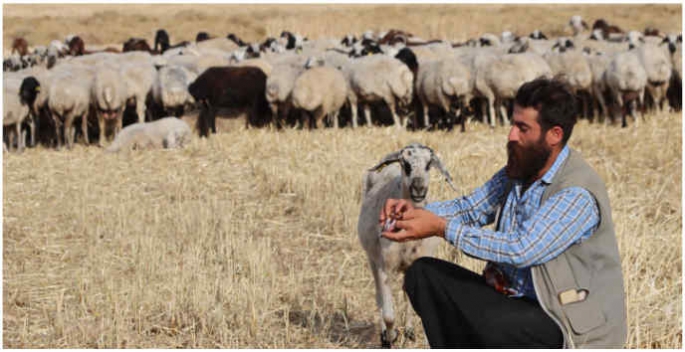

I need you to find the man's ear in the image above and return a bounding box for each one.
[546,126,564,147]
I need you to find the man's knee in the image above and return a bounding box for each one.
[404,257,437,294]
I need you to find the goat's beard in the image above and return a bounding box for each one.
[505,136,551,183]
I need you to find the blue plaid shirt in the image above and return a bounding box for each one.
[425,146,599,300]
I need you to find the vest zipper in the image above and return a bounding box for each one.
[531,269,574,349]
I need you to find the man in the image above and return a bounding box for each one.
[380,78,626,348]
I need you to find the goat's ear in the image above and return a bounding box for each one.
[369,150,402,172]
[430,152,457,192]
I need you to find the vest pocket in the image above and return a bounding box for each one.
[562,297,607,335]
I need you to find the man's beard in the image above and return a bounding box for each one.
[505,137,551,182]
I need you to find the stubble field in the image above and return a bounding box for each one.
[3,3,683,349]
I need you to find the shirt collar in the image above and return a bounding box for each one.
[540,145,570,185]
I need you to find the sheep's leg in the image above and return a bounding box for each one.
[28,117,35,148]
[53,115,64,151]
[331,110,339,129]
[349,99,358,128]
[422,103,430,130]
[487,97,497,128]
[64,112,75,150]
[15,122,23,153]
[497,99,509,126]
[363,104,372,127]
[369,259,397,348]
[81,114,90,145]
[115,113,123,139]
[594,86,608,125]
[136,98,146,124]
[313,108,325,129]
[98,115,106,147]
[388,102,403,130]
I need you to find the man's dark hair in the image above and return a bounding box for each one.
[514,77,577,145]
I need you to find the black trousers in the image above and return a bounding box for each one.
[404,257,564,348]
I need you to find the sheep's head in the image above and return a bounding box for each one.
[19,76,41,108]
[369,143,457,203]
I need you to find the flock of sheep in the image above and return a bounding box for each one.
[2,14,682,153]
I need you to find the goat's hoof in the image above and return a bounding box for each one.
[404,326,416,341]
[381,329,398,348]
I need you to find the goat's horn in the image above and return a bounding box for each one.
[369,150,402,172]
[430,151,457,192]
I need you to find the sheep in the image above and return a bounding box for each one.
[11,37,29,56]
[188,66,272,136]
[343,52,415,128]
[584,49,614,122]
[636,43,673,114]
[474,52,553,127]
[105,117,191,152]
[414,58,472,131]
[357,143,457,348]
[543,47,593,117]
[91,66,128,146]
[604,50,648,127]
[265,62,307,129]
[568,15,589,36]
[119,62,157,123]
[45,68,94,150]
[3,77,31,152]
[291,65,349,129]
[151,65,197,119]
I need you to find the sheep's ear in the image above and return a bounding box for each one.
[368,150,402,172]
[429,152,457,192]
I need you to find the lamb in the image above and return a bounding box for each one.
[291,65,349,129]
[603,50,648,127]
[414,58,472,131]
[343,51,415,128]
[357,143,457,348]
[152,65,197,119]
[3,77,31,152]
[105,117,191,152]
[91,66,128,146]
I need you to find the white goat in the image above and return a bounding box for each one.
[358,143,457,348]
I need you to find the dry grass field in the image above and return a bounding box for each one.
[3,3,683,349]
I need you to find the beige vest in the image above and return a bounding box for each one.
[521,149,626,348]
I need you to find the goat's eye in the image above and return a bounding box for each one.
[425,161,431,171]
[402,160,412,175]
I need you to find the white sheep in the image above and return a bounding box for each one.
[152,65,197,118]
[3,77,30,152]
[636,43,673,113]
[91,66,128,147]
[120,62,157,123]
[46,67,94,150]
[584,49,614,122]
[105,117,191,153]
[357,143,457,348]
[415,58,472,131]
[604,50,648,127]
[343,54,414,128]
[291,65,349,129]
[474,52,552,127]
[544,48,593,116]
[265,62,307,129]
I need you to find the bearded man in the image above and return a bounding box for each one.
[379,78,626,348]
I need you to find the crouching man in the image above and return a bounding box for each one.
[380,78,626,348]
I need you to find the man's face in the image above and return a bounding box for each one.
[506,105,552,182]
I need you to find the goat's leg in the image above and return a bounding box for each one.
[369,259,397,348]
[403,291,416,341]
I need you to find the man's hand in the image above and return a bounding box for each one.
[381,207,447,242]
[379,199,415,226]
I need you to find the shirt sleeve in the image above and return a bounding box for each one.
[425,167,509,227]
[444,187,600,268]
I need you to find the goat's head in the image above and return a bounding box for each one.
[369,143,457,203]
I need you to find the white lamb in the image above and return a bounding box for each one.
[358,143,457,348]
[105,117,191,153]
